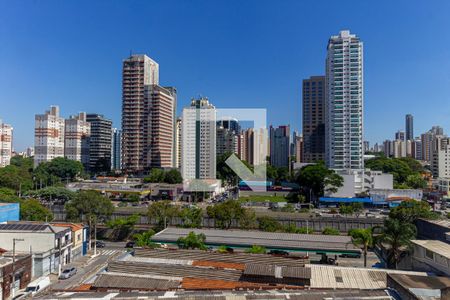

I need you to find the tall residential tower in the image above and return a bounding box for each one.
[406,114,414,141]
[302,76,325,163]
[86,114,112,172]
[0,120,13,167]
[181,97,216,180]
[34,106,65,167]
[325,30,364,170]
[121,54,175,173]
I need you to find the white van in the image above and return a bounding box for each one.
[25,276,50,295]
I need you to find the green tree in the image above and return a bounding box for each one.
[257,216,282,232]
[26,186,76,204]
[180,207,203,228]
[0,165,33,193]
[284,223,312,234]
[398,157,424,173]
[389,200,437,223]
[349,228,373,267]
[164,169,183,184]
[133,230,158,248]
[107,214,139,241]
[20,199,53,221]
[365,157,420,186]
[376,218,416,269]
[143,168,165,183]
[207,200,250,229]
[147,200,180,230]
[295,162,343,200]
[322,227,340,235]
[245,245,266,254]
[0,187,21,202]
[34,157,84,183]
[176,231,207,250]
[339,204,354,216]
[404,174,427,189]
[65,190,114,233]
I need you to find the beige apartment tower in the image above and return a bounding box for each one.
[64,112,91,169]
[0,120,13,167]
[121,54,175,173]
[34,106,65,167]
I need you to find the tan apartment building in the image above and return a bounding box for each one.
[65,112,91,169]
[122,54,176,173]
[34,106,65,167]
[144,85,176,168]
[0,119,13,167]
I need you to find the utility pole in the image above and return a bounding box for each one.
[12,238,24,298]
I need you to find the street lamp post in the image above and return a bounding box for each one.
[12,238,25,298]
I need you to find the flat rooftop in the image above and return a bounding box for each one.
[152,228,360,254]
[412,240,450,260]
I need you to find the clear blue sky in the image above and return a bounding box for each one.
[2,0,450,151]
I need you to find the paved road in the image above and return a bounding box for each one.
[49,243,127,290]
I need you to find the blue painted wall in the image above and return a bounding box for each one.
[0,203,20,222]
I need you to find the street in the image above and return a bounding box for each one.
[48,242,127,290]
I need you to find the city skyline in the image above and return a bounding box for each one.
[3,1,450,150]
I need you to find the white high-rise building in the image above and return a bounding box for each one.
[0,120,13,167]
[65,112,91,169]
[181,97,216,180]
[34,106,65,167]
[325,30,364,170]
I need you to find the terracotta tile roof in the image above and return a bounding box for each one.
[51,222,84,232]
[192,260,245,271]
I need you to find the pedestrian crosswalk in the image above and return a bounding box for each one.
[99,249,126,256]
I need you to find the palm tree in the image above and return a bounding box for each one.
[349,228,373,267]
[133,230,157,248]
[376,218,416,269]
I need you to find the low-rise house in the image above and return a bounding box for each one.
[409,240,450,276]
[51,223,89,260]
[0,253,32,299]
[0,223,72,277]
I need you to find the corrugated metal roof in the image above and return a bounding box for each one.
[134,249,308,267]
[307,264,428,290]
[152,228,359,253]
[93,273,181,290]
[243,264,311,279]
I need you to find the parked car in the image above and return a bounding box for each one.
[59,267,77,279]
[125,241,136,248]
[95,240,106,248]
[26,276,51,295]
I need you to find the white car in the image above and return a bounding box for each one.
[25,276,50,295]
[59,267,77,279]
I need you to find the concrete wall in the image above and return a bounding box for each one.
[0,232,54,252]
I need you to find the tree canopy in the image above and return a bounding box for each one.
[388,200,437,223]
[365,157,426,188]
[144,169,182,184]
[65,190,114,223]
[349,228,373,267]
[147,200,180,230]
[176,231,207,250]
[295,161,343,199]
[206,200,255,229]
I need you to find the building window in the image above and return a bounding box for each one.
[425,249,434,260]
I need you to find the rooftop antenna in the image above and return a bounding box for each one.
[129,49,133,57]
